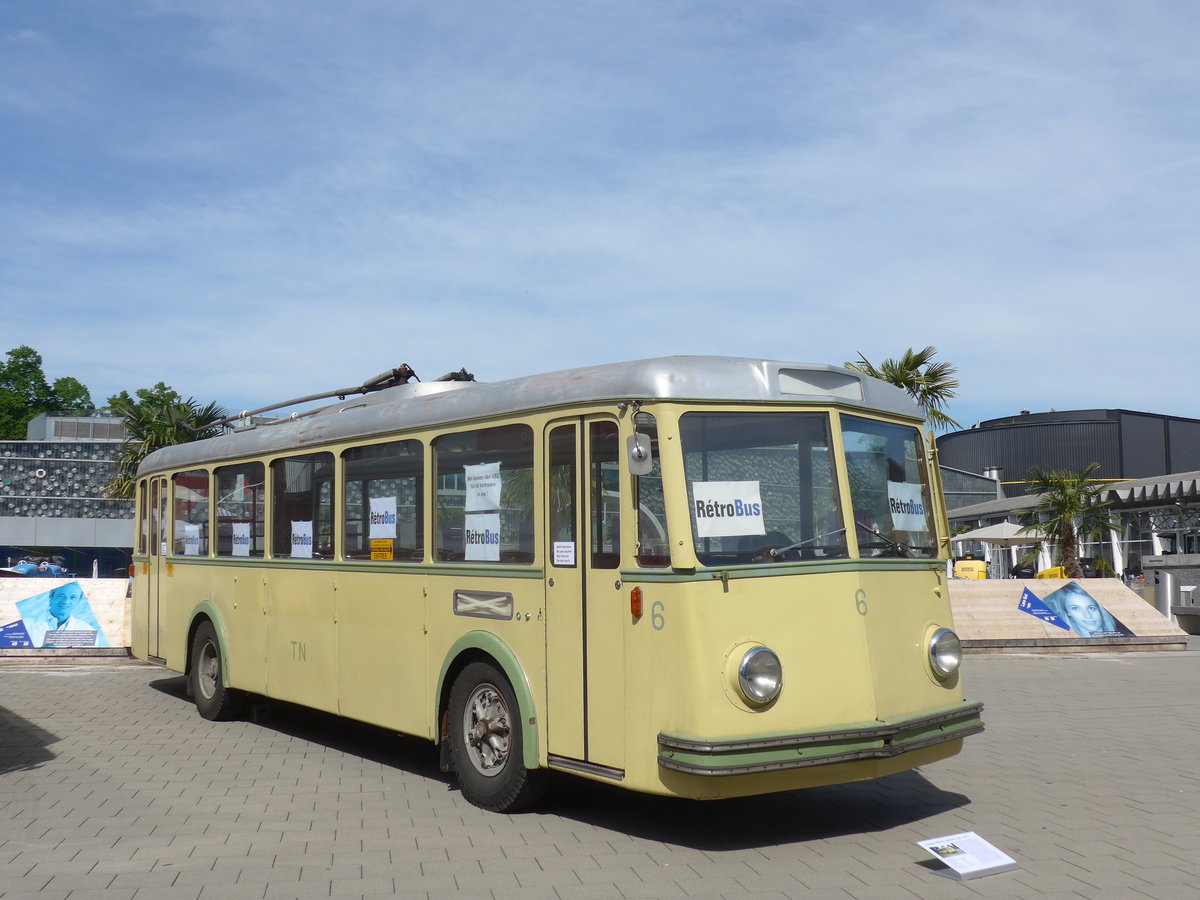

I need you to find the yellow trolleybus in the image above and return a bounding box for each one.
[131,357,983,811]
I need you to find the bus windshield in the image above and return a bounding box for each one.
[840,415,937,558]
[681,412,848,565]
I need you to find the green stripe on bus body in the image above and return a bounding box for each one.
[436,631,540,771]
[423,565,544,579]
[622,558,945,582]
[152,556,544,578]
[658,701,984,774]
[660,737,885,773]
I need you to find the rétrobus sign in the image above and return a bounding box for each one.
[692,481,766,539]
[887,482,927,532]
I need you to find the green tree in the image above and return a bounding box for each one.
[845,346,962,431]
[105,390,228,499]
[0,346,55,439]
[1020,463,1120,579]
[101,382,182,416]
[51,376,95,415]
[0,346,97,437]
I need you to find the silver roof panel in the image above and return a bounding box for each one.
[138,356,922,475]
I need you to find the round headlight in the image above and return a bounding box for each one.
[928,628,962,679]
[738,646,783,705]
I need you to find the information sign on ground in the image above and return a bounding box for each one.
[917,831,1018,880]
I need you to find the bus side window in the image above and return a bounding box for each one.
[270,452,335,559]
[634,413,670,567]
[548,426,577,567]
[343,440,424,561]
[434,424,534,564]
[136,480,148,555]
[590,421,620,569]
[173,469,210,556]
[150,479,165,556]
[215,463,266,558]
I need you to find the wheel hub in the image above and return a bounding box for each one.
[462,684,511,775]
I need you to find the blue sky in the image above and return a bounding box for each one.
[3,1,1198,430]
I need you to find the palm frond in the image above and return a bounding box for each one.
[104,395,229,499]
[845,346,961,431]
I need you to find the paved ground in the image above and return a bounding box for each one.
[2,650,1198,900]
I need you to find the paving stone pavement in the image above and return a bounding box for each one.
[2,651,1198,899]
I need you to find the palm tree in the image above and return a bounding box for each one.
[1020,463,1120,579]
[845,346,961,431]
[105,396,227,499]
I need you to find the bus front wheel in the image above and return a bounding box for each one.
[189,622,244,721]
[448,661,545,812]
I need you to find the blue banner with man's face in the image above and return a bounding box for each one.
[2,582,110,648]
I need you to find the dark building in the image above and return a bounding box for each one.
[936,409,1200,495]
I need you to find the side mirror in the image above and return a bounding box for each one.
[626,433,653,476]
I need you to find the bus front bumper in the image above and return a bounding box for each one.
[657,700,984,777]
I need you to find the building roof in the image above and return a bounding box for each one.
[946,494,1039,522]
[962,408,1200,431]
[947,470,1200,523]
[1096,471,1200,505]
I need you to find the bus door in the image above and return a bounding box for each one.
[543,418,625,776]
[147,476,168,660]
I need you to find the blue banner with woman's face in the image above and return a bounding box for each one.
[1032,581,1133,638]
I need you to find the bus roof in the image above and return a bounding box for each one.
[137,356,923,475]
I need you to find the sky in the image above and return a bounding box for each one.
[3,1,1198,430]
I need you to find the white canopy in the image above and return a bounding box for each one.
[953,521,1046,546]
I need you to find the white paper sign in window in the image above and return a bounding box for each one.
[465,462,501,512]
[465,513,501,562]
[182,523,201,556]
[887,481,928,531]
[692,481,766,538]
[291,520,314,558]
[369,496,397,539]
[232,522,251,557]
[553,541,576,567]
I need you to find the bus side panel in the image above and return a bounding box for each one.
[426,572,546,755]
[620,568,965,798]
[221,566,268,695]
[336,570,429,735]
[154,563,270,695]
[265,568,338,713]
[859,569,959,718]
[159,562,211,672]
[647,572,878,736]
[130,560,149,662]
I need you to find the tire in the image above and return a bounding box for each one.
[189,621,244,721]
[448,661,545,812]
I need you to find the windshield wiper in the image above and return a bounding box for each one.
[854,520,911,557]
[768,527,847,558]
[767,522,912,559]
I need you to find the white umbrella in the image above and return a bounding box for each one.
[953,521,1046,546]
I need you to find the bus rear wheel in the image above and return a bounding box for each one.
[448,661,545,812]
[189,622,244,721]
